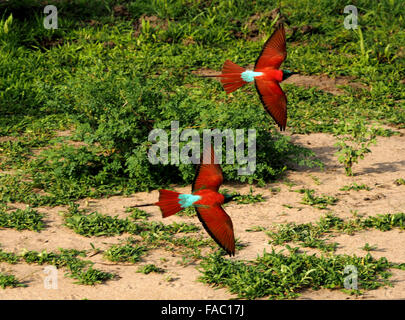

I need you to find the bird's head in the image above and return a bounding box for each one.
[223,193,237,204]
[282,70,297,81]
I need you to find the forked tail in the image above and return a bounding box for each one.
[198,60,247,94]
[155,189,183,218]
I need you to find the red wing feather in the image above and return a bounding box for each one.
[254,24,286,70]
[192,144,223,192]
[255,79,287,130]
[195,205,235,256]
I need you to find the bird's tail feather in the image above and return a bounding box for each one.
[155,189,183,218]
[197,74,221,77]
[219,60,247,94]
[196,60,247,94]
[130,203,154,207]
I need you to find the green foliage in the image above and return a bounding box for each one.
[394,178,405,186]
[21,248,87,268]
[199,249,392,299]
[0,272,26,289]
[104,238,148,263]
[20,247,115,285]
[68,266,115,285]
[137,264,165,274]
[298,188,338,209]
[176,206,196,217]
[61,203,207,254]
[0,249,20,264]
[232,188,266,205]
[63,203,129,237]
[361,243,378,252]
[340,183,371,191]
[127,207,151,220]
[333,119,377,176]
[266,214,340,252]
[0,205,44,231]
[267,212,405,251]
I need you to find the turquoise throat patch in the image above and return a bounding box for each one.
[178,194,201,208]
[241,70,263,82]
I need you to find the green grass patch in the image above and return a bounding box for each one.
[199,249,392,299]
[267,212,405,251]
[0,248,20,264]
[20,247,115,285]
[232,188,266,205]
[340,183,371,191]
[137,264,165,274]
[0,206,45,231]
[394,178,405,186]
[297,188,338,210]
[0,272,26,289]
[63,203,129,237]
[104,238,148,264]
[126,207,151,220]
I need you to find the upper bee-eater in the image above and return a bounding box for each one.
[202,24,295,131]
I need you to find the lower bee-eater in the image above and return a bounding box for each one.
[133,145,237,256]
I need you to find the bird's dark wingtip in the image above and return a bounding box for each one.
[227,250,235,257]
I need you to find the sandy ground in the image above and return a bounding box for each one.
[0,128,404,300]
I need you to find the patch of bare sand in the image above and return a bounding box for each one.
[283,74,369,95]
[0,129,404,299]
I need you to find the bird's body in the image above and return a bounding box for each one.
[201,24,295,130]
[193,189,225,207]
[254,68,283,82]
[154,145,236,256]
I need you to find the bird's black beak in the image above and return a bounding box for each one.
[224,194,237,204]
[282,70,298,81]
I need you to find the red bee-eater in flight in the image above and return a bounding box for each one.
[202,24,295,131]
[133,145,237,256]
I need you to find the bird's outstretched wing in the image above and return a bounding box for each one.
[195,204,235,256]
[192,144,223,193]
[254,24,286,70]
[255,79,287,130]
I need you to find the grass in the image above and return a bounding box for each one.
[361,243,378,252]
[63,203,199,237]
[394,178,405,186]
[0,272,26,289]
[266,212,405,251]
[137,264,165,274]
[232,188,266,205]
[63,203,129,237]
[297,188,338,210]
[0,247,116,285]
[126,207,151,220]
[340,182,371,191]
[0,205,44,231]
[199,249,392,299]
[104,238,148,263]
[333,118,378,176]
